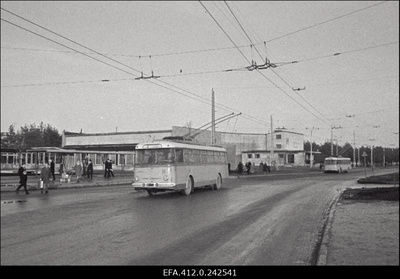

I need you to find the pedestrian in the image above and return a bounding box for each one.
[40,162,51,194]
[246,162,251,174]
[249,162,255,174]
[104,159,109,178]
[108,159,115,177]
[263,162,268,175]
[87,159,93,180]
[16,162,29,195]
[259,162,264,174]
[59,160,64,177]
[237,162,243,174]
[82,159,87,178]
[49,158,56,180]
[75,161,82,183]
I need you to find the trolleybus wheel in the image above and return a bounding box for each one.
[181,176,193,196]
[213,174,222,190]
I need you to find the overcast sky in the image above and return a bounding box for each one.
[1,1,399,147]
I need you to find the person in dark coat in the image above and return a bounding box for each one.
[104,159,109,178]
[108,159,115,177]
[87,159,93,180]
[16,163,29,194]
[262,162,268,175]
[49,159,55,180]
[237,162,243,174]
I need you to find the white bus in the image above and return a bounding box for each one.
[323,157,352,173]
[132,139,229,196]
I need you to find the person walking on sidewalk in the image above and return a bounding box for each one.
[40,162,51,194]
[49,158,56,181]
[16,162,29,195]
[75,161,82,183]
[104,159,109,178]
[87,159,93,180]
[108,159,115,178]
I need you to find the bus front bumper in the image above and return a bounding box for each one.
[132,182,184,191]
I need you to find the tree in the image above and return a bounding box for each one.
[1,122,62,151]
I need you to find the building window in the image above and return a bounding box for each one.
[288,154,294,164]
[255,154,260,158]
[247,154,252,158]
[276,144,282,149]
[276,134,281,140]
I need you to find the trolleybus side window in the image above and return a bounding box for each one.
[184,149,193,163]
[175,149,184,163]
[193,150,200,163]
[200,150,208,163]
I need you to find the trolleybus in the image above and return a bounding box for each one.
[132,139,229,196]
[323,157,352,173]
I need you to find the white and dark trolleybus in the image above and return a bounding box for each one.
[132,138,229,196]
[323,157,352,173]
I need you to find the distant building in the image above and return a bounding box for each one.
[241,129,305,166]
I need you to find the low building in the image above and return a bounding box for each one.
[62,126,306,170]
[241,129,305,167]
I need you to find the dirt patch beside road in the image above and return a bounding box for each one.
[357,172,399,185]
[326,186,399,265]
[341,187,399,202]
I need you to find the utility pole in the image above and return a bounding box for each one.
[331,125,343,156]
[371,145,374,169]
[336,137,339,157]
[331,124,333,156]
[353,130,356,167]
[270,115,274,171]
[383,147,386,167]
[211,88,215,145]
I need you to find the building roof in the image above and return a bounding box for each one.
[63,129,172,137]
[242,150,305,153]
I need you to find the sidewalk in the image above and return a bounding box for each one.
[0,173,134,192]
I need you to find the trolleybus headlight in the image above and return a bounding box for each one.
[163,175,169,181]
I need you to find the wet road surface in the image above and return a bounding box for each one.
[1,169,386,265]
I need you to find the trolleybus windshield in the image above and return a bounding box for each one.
[135,148,183,165]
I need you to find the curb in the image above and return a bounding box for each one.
[316,188,345,265]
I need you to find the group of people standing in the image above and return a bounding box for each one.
[16,157,115,194]
[236,161,270,175]
[74,159,94,183]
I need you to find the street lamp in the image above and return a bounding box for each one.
[369,138,375,173]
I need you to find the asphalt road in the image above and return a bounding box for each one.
[0,169,390,265]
